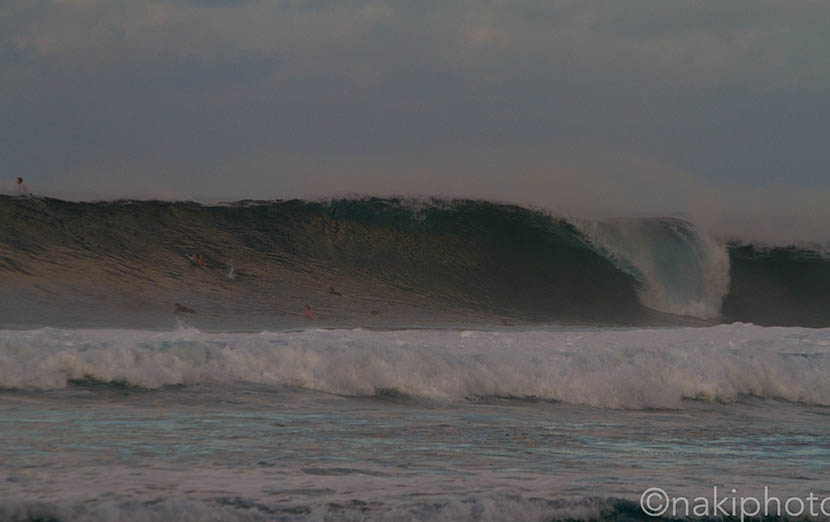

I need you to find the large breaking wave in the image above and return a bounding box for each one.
[1,195,828,327]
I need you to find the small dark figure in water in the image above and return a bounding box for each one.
[304,304,318,320]
[15,177,30,197]
[368,310,380,318]
[174,303,197,314]
[327,286,342,296]
[190,253,207,268]
[500,319,513,326]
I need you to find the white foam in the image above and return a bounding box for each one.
[575,218,730,319]
[2,324,829,409]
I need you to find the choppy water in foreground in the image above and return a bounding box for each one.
[2,325,830,521]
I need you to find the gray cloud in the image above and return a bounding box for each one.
[1,0,829,238]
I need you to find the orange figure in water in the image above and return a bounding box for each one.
[191,253,207,268]
[304,304,318,320]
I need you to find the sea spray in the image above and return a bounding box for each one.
[2,324,829,409]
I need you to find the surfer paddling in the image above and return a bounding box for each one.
[327,286,342,296]
[174,303,197,314]
[190,253,208,268]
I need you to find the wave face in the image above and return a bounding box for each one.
[3,324,830,408]
[724,244,830,327]
[574,217,730,319]
[1,196,828,327]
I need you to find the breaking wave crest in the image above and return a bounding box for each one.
[574,217,730,319]
[2,325,830,409]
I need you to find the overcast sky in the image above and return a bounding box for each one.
[1,0,828,232]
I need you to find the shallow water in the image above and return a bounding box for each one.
[2,325,830,521]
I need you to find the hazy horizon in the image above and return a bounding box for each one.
[2,1,829,240]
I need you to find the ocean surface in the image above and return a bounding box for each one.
[2,196,830,521]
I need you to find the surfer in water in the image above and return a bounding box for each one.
[190,253,207,268]
[327,286,342,296]
[174,303,197,314]
[15,177,30,197]
[304,304,318,320]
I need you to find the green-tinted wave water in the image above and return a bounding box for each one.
[1,196,827,328]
